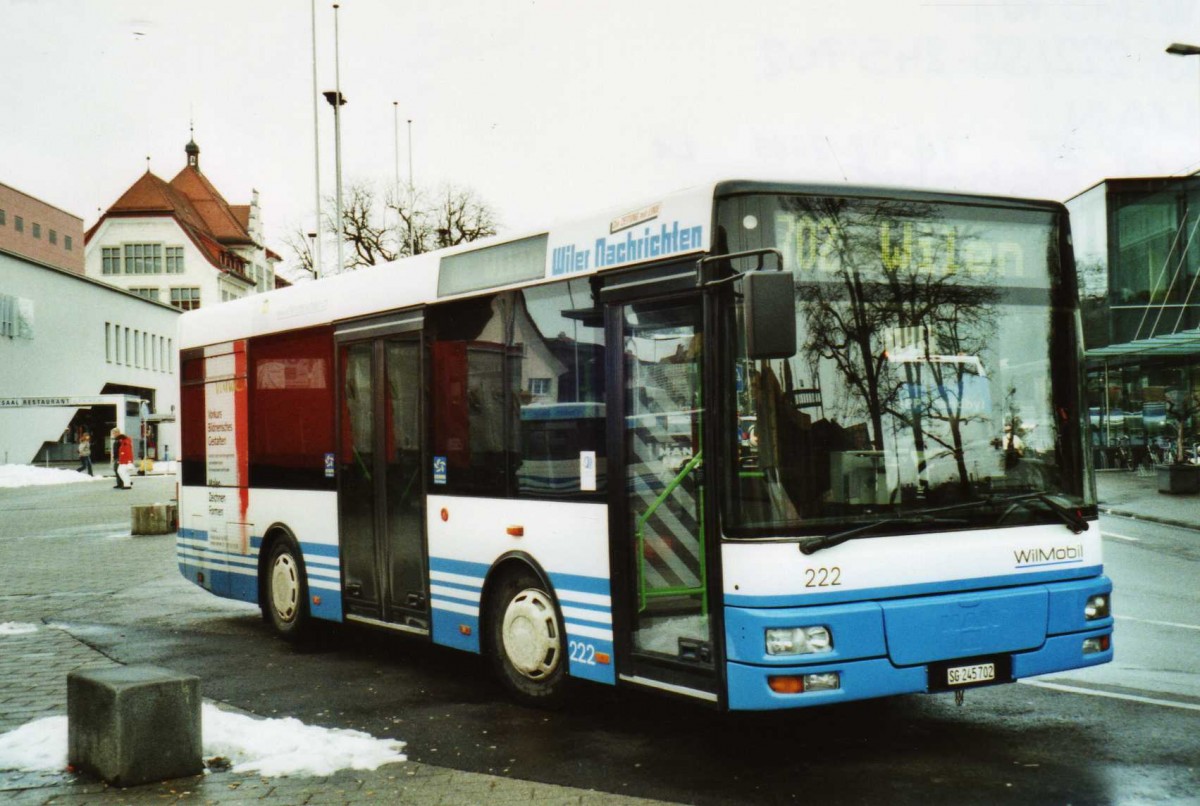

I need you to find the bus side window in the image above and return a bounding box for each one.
[516,279,606,498]
[429,295,513,497]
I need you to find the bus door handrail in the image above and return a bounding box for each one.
[635,450,707,615]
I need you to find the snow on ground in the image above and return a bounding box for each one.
[0,623,40,635]
[0,703,406,777]
[0,465,105,488]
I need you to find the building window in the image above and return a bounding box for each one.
[527,377,551,396]
[0,209,6,226]
[64,235,72,251]
[102,247,121,274]
[170,287,201,311]
[49,229,57,245]
[32,223,41,239]
[124,243,163,274]
[0,295,34,340]
[0,295,15,338]
[14,216,23,233]
[165,246,184,273]
[125,328,132,365]
[105,323,112,363]
[130,287,161,302]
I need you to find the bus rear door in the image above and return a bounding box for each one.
[336,312,429,633]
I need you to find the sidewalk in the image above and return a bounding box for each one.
[1095,467,1200,531]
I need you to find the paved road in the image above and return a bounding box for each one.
[0,475,659,805]
[1,474,1198,804]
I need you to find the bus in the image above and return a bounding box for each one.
[176,180,1112,710]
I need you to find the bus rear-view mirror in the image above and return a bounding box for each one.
[744,271,797,360]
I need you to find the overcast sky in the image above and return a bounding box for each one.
[2,0,1199,273]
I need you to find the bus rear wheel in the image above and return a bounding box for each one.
[488,570,568,706]
[264,539,311,642]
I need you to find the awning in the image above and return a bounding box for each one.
[1086,329,1200,359]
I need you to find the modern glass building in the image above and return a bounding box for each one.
[1066,175,1200,466]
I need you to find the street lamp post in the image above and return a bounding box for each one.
[309,0,323,280]
[1167,42,1200,169]
[408,119,416,257]
[325,3,346,275]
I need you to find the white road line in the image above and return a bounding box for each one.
[1115,615,1200,631]
[1100,531,1140,542]
[1021,679,1200,712]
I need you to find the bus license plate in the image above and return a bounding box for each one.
[946,662,995,686]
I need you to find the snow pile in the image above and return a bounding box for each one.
[0,704,406,777]
[0,465,103,489]
[0,623,39,635]
[0,717,66,772]
[203,704,407,775]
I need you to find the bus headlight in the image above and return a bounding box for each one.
[1084,594,1110,620]
[765,625,833,656]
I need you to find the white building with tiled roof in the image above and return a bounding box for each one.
[1,179,180,467]
[83,138,284,311]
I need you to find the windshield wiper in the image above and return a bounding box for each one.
[798,515,969,556]
[995,492,1090,534]
[796,492,1088,556]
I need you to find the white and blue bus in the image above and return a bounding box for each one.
[177,180,1112,709]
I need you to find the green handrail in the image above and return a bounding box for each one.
[635,450,707,615]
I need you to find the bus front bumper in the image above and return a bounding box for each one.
[723,576,1114,710]
[725,628,1113,710]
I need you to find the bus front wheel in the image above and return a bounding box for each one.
[488,570,568,706]
[264,539,311,642]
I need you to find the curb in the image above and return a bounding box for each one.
[1098,506,1200,533]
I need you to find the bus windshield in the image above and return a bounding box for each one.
[719,193,1095,537]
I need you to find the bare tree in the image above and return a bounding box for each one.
[281,228,317,279]
[284,180,500,276]
[428,184,499,248]
[793,196,1000,494]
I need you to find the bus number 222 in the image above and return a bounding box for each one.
[804,567,842,587]
[569,640,596,665]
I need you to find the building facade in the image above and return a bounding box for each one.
[83,138,281,310]
[0,182,84,275]
[1,184,180,467]
[1066,175,1200,463]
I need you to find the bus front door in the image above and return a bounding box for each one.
[337,331,429,633]
[612,295,717,700]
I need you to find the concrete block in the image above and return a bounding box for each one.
[131,503,178,535]
[68,665,203,787]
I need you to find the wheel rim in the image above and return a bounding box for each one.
[270,552,300,623]
[501,588,561,680]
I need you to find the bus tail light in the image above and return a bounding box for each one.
[768,672,841,694]
[1082,635,1110,655]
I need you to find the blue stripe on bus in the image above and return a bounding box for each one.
[429,556,489,577]
[548,570,612,598]
[428,556,615,684]
[177,529,343,621]
[723,565,1105,608]
[431,611,481,654]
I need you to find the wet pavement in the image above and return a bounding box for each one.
[0,467,1195,804]
[0,470,664,805]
